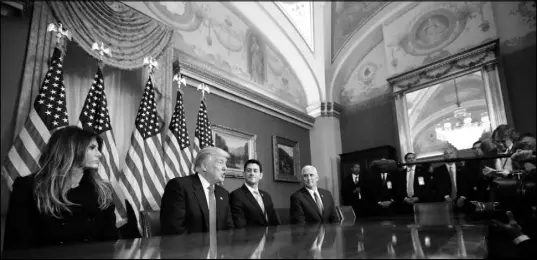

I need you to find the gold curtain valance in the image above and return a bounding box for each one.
[47,1,174,70]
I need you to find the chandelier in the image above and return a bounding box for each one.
[435,110,490,150]
[433,78,490,150]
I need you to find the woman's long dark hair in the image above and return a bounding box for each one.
[33,126,112,218]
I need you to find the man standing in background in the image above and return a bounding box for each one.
[342,164,367,218]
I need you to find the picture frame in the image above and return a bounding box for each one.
[272,135,301,183]
[211,124,257,178]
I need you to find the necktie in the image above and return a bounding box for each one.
[208,185,217,233]
[354,175,359,184]
[253,190,267,221]
[382,173,387,184]
[314,191,324,214]
[407,168,414,198]
[207,185,217,259]
[448,166,457,199]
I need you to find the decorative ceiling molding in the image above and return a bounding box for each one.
[329,2,415,102]
[388,39,499,95]
[275,1,315,52]
[121,1,321,110]
[176,51,315,129]
[225,2,322,106]
[331,1,391,62]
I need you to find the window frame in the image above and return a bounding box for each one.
[387,39,510,160]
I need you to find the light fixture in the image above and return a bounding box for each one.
[434,79,490,150]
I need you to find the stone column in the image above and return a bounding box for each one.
[309,102,343,205]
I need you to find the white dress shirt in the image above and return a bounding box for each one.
[445,163,460,199]
[305,186,324,209]
[496,143,514,171]
[198,173,212,207]
[352,173,359,184]
[245,183,265,213]
[446,163,457,188]
[407,166,415,198]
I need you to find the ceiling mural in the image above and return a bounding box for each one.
[331,2,390,62]
[142,1,307,107]
[275,1,314,52]
[339,42,390,108]
[382,2,497,77]
[492,1,536,54]
[119,1,536,112]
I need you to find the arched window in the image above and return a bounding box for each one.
[388,39,509,159]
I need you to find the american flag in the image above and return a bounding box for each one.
[77,67,127,227]
[163,89,193,180]
[1,47,68,189]
[193,100,214,158]
[122,76,166,232]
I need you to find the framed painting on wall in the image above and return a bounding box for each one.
[212,124,257,178]
[272,135,301,183]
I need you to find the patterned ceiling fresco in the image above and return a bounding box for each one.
[338,41,390,109]
[275,1,314,52]
[337,1,535,110]
[492,1,536,54]
[123,1,535,111]
[141,2,307,108]
[331,1,390,62]
[382,2,498,77]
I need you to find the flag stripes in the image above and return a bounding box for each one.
[1,47,68,190]
[163,90,193,180]
[122,76,165,232]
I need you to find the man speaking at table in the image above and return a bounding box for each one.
[160,147,234,235]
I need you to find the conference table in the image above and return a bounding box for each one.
[2,214,489,259]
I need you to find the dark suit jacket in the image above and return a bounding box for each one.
[4,174,118,250]
[230,184,280,229]
[160,173,234,235]
[431,163,471,202]
[290,187,340,224]
[341,174,368,217]
[366,171,397,203]
[341,174,365,205]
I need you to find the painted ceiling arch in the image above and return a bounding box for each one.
[122,1,321,114]
[122,1,535,116]
[329,2,418,104]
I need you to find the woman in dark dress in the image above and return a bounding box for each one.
[4,126,118,250]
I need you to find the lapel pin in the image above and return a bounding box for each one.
[220,197,223,200]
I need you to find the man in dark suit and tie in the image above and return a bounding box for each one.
[290,165,340,224]
[367,159,398,217]
[341,164,368,218]
[160,147,234,235]
[230,159,280,229]
[395,153,431,215]
[431,146,472,212]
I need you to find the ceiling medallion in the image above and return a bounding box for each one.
[400,8,466,56]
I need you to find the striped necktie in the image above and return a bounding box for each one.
[314,191,324,214]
